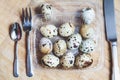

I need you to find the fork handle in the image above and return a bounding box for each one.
[111,42,120,80]
[26,32,33,77]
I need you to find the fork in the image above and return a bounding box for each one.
[22,8,33,77]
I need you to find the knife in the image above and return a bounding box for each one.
[103,0,120,80]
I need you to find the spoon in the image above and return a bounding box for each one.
[10,22,22,77]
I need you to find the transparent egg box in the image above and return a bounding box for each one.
[29,0,104,72]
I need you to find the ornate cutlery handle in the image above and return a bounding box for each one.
[13,41,19,77]
[111,42,120,80]
[26,32,33,77]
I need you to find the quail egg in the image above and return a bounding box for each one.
[59,22,75,37]
[75,54,93,69]
[39,37,53,54]
[41,54,59,68]
[60,52,75,69]
[54,40,67,57]
[81,7,95,24]
[67,33,82,50]
[41,3,52,21]
[40,24,58,38]
[79,39,96,53]
[80,24,95,39]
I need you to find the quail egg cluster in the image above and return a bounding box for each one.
[38,4,97,69]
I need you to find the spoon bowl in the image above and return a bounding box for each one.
[10,23,22,41]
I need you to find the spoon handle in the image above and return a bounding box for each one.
[26,32,33,77]
[13,41,19,77]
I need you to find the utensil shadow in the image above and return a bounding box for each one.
[108,43,113,80]
[9,24,13,39]
[34,6,42,14]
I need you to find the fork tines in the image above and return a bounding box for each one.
[22,8,32,31]
[22,8,32,22]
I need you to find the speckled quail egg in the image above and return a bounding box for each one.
[40,24,58,38]
[79,39,96,53]
[39,37,53,54]
[67,33,82,50]
[80,24,95,39]
[60,52,75,69]
[54,40,67,57]
[59,22,75,37]
[41,3,52,21]
[75,54,93,69]
[41,54,59,68]
[81,7,95,24]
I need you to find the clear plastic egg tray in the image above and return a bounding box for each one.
[29,0,104,71]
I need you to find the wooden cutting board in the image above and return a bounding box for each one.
[0,0,120,80]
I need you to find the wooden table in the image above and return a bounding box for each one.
[0,0,120,80]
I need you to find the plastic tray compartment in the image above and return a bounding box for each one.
[29,0,104,72]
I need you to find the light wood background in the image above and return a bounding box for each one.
[0,0,120,80]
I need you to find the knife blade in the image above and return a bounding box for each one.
[104,0,117,42]
[103,0,120,80]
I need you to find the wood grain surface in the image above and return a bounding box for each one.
[0,0,120,80]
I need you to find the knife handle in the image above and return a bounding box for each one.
[111,42,120,80]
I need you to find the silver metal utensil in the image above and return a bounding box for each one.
[10,22,22,77]
[22,8,33,77]
[103,0,120,80]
